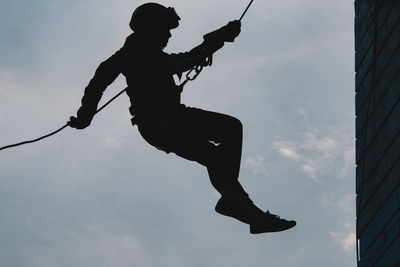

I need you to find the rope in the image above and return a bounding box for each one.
[239,0,254,21]
[0,124,69,151]
[0,87,128,152]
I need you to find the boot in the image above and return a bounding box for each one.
[215,193,255,224]
[249,210,296,234]
[215,193,296,234]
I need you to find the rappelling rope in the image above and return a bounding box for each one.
[0,124,69,152]
[0,87,128,152]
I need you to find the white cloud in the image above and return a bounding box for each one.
[301,133,338,155]
[278,146,300,160]
[330,223,356,255]
[341,146,355,176]
[336,193,355,214]
[328,192,355,255]
[302,163,316,179]
[298,107,309,119]
[273,123,353,180]
[343,231,357,254]
[244,156,265,174]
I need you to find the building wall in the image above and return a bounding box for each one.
[355,0,400,266]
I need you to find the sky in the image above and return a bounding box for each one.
[0,0,356,266]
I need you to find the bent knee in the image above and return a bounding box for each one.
[228,116,243,135]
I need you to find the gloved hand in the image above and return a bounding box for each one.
[203,20,241,44]
[222,20,241,42]
[67,116,91,129]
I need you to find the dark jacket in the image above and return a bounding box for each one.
[77,33,222,122]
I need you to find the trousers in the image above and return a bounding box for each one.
[136,105,248,197]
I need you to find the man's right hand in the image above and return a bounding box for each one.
[203,20,241,44]
[223,20,241,42]
[67,116,91,129]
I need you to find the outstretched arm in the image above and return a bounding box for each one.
[171,20,241,75]
[68,49,123,129]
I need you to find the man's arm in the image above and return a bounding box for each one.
[68,49,124,129]
[171,20,241,75]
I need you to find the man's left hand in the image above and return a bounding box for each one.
[67,116,91,129]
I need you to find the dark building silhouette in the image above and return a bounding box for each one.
[355,1,400,266]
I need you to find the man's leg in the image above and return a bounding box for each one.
[141,107,296,233]
[167,107,248,197]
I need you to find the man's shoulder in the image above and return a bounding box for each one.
[122,34,153,56]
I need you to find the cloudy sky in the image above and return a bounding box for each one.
[0,0,355,266]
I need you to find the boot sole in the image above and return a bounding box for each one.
[250,221,296,234]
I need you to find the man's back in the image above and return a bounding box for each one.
[121,34,182,115]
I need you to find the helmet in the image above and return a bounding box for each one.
[129,3,181,32]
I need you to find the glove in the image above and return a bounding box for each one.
[67,116,91,129]
[67,106,94,129]
[203,20,241,44]
[222,20,241,42]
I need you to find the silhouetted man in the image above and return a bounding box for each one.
[69,2,296,234]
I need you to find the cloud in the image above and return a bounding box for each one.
[272,118,354,180]
[336,193,355,214]
[298,107,309,119]
[325,191,355,255]
[244,156,265,174]
[277,146,300,160]
[330,223,356,255]
[341,146,355,176]
[302,163,316,178]
[301,134,337,154]
[343,231,357,254]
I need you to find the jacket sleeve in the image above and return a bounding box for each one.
[170,20,240,75]
[76,49,124,121]
[170,40,224,75]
